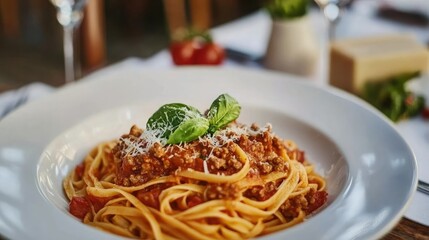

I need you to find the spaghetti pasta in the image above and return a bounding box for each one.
[64,122,327,239]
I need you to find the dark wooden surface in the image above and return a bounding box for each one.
[384,218,429,240]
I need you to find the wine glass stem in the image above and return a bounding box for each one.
[323,3,341,41]
[328,20,336,41]
[63,26,75,83]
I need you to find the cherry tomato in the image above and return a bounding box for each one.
[74,163,85,178]
[187,195,203,208]
[69,196,91,220]
[169,41,198,65]
[86,194,112,212]
[422,108,429,119]
[195,43,225,65]
[136,188,161,209]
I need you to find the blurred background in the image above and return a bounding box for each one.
[0,0,264,91]
[0,0,428,92]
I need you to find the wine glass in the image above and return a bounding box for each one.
[313,0,351,84]
[50,0,87,83]
[314,0,351,41]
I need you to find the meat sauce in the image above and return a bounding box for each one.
[70,123,327,219]
[113,124,294,187]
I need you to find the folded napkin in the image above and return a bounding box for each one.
[406,192,429,226]
[0,58,145,119]
[381,0,429,18]
[0,82,54,118]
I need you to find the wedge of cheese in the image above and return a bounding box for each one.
[329,35,429,94]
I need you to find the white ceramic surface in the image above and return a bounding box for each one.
[0,67,417,240]
[264,16,319,76]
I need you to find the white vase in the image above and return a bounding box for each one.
[264,16,319,77]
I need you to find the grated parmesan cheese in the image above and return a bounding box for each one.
[203,160,209,174]
[120,122,274,159]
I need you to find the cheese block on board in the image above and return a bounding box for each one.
[329,35,429,94]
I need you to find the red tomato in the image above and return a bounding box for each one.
[74,163,85,178]
[69,197,91,220]
[422,108,429,119]
[86,194,111,212]
[195,43,225,65]
[136,188,161,209]
[187,195,203,208]
[169,41,198,65]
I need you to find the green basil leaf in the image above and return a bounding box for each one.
[207,94,241,134]
[167,117,209,144]
[146,103,202,139]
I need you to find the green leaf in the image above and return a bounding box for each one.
[266,0,309,20]
[362,72,424,122]
[146,103,202,140]
[207,94,241,134]
[167,117,209,144]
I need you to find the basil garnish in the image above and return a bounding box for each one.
[167,116,209,144]
[145,94,241,144]
[146,103,202,139]
[207,94,241,134]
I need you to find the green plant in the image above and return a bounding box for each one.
[362,72,425,122]
[266,0,309,19]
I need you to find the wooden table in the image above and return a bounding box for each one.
[384,218,429,239]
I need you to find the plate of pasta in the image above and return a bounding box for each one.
[0,66,417,240]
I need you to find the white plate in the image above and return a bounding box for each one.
[0,67,417,240]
